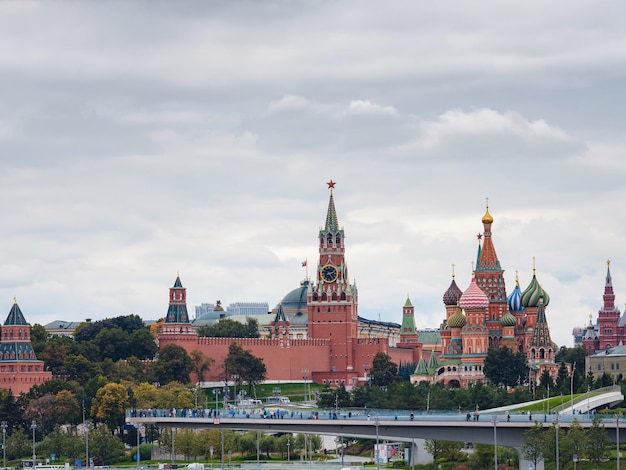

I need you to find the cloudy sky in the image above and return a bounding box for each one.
[1,1,625,347]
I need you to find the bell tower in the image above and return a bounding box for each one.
[308,181,358,374]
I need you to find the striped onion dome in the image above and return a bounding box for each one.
[521,273,550,307]
[500,310,516,327]
[459,277,489,310]
[507,279,524,313]
[443,278,463,306]
[448,305,466,328]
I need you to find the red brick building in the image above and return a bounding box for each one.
[0,299,52,395]
[158,182,423,386]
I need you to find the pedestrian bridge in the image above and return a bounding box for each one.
[126,408,624,448]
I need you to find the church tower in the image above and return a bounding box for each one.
[308,181,359,378]
[474,203,507,348]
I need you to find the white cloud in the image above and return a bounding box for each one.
[344,100,397,117]
[403,108,574,151]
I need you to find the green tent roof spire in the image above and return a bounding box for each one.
[325,180,339,232]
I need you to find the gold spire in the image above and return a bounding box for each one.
[452,263,455,279]
[13,296,16,304]
[532,256,536,275]
[607,259,611,267]
[515,270,520,286]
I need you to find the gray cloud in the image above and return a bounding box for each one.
[1,0,626,346]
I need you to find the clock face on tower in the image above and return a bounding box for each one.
[321,264,338,283]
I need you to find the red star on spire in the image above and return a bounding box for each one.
[327,180,336,189]
[477,233,482,241]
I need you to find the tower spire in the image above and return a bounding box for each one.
[325,180,339,232]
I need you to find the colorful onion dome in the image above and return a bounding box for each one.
[443,278,463,306]
[500,310,516,327]
[521,272,550,307]
[448,305,466,328]
[507,274,524,313]
[459,276,489,310]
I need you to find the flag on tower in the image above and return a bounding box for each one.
[301,260,307,267]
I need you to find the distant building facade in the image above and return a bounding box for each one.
[227,302,269,316]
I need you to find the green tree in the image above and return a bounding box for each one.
[29,324,49,355]
[6,428,30,460]
[154,344,193,385]
[197,318,260,338]
[470,443,498,469]
[555,362,569,393]
[424,440,462,468]
[542,423,566,469]
[89,424,125,464]
[484,347,528,386]
[586,415,609,469]
[522,422,545,470]
[370,352,398,387]
[129,328,158,359]
[175,428,196,461]
[154,382,195,409]
[189,349,214,383]
[561,418,587,465]
[91,382,129,435]
[61,354,99,385]
[223,343,266,394]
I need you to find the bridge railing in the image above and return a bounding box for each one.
[550,384,622,413]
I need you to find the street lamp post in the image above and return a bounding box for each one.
[30,420,36,465]
[171,428,175,465]
[136,424,141,469]
[287,436,290,462]
[617,414,621,470]
[2,420,7,470]
[375,415,380,470]
[302,369,308,402]
[492,416,498,470]
[570,361,576,414]
[555,413,560,470]
[214,389,220,416]
[83,401,90,469]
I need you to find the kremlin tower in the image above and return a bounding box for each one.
[0,299,52,395]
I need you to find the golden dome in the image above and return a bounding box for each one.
[482,207,493,224]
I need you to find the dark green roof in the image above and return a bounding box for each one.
[4,302,28,326]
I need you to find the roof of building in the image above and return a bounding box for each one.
[4,301,28,326]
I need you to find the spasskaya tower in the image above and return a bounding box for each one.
[308,181,359,381]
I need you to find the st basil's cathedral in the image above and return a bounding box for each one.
[411,206,558,387]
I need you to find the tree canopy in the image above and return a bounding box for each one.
[197,317,260,338]
[483,346,528,386]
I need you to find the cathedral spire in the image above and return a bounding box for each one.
[477,200,500,271]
